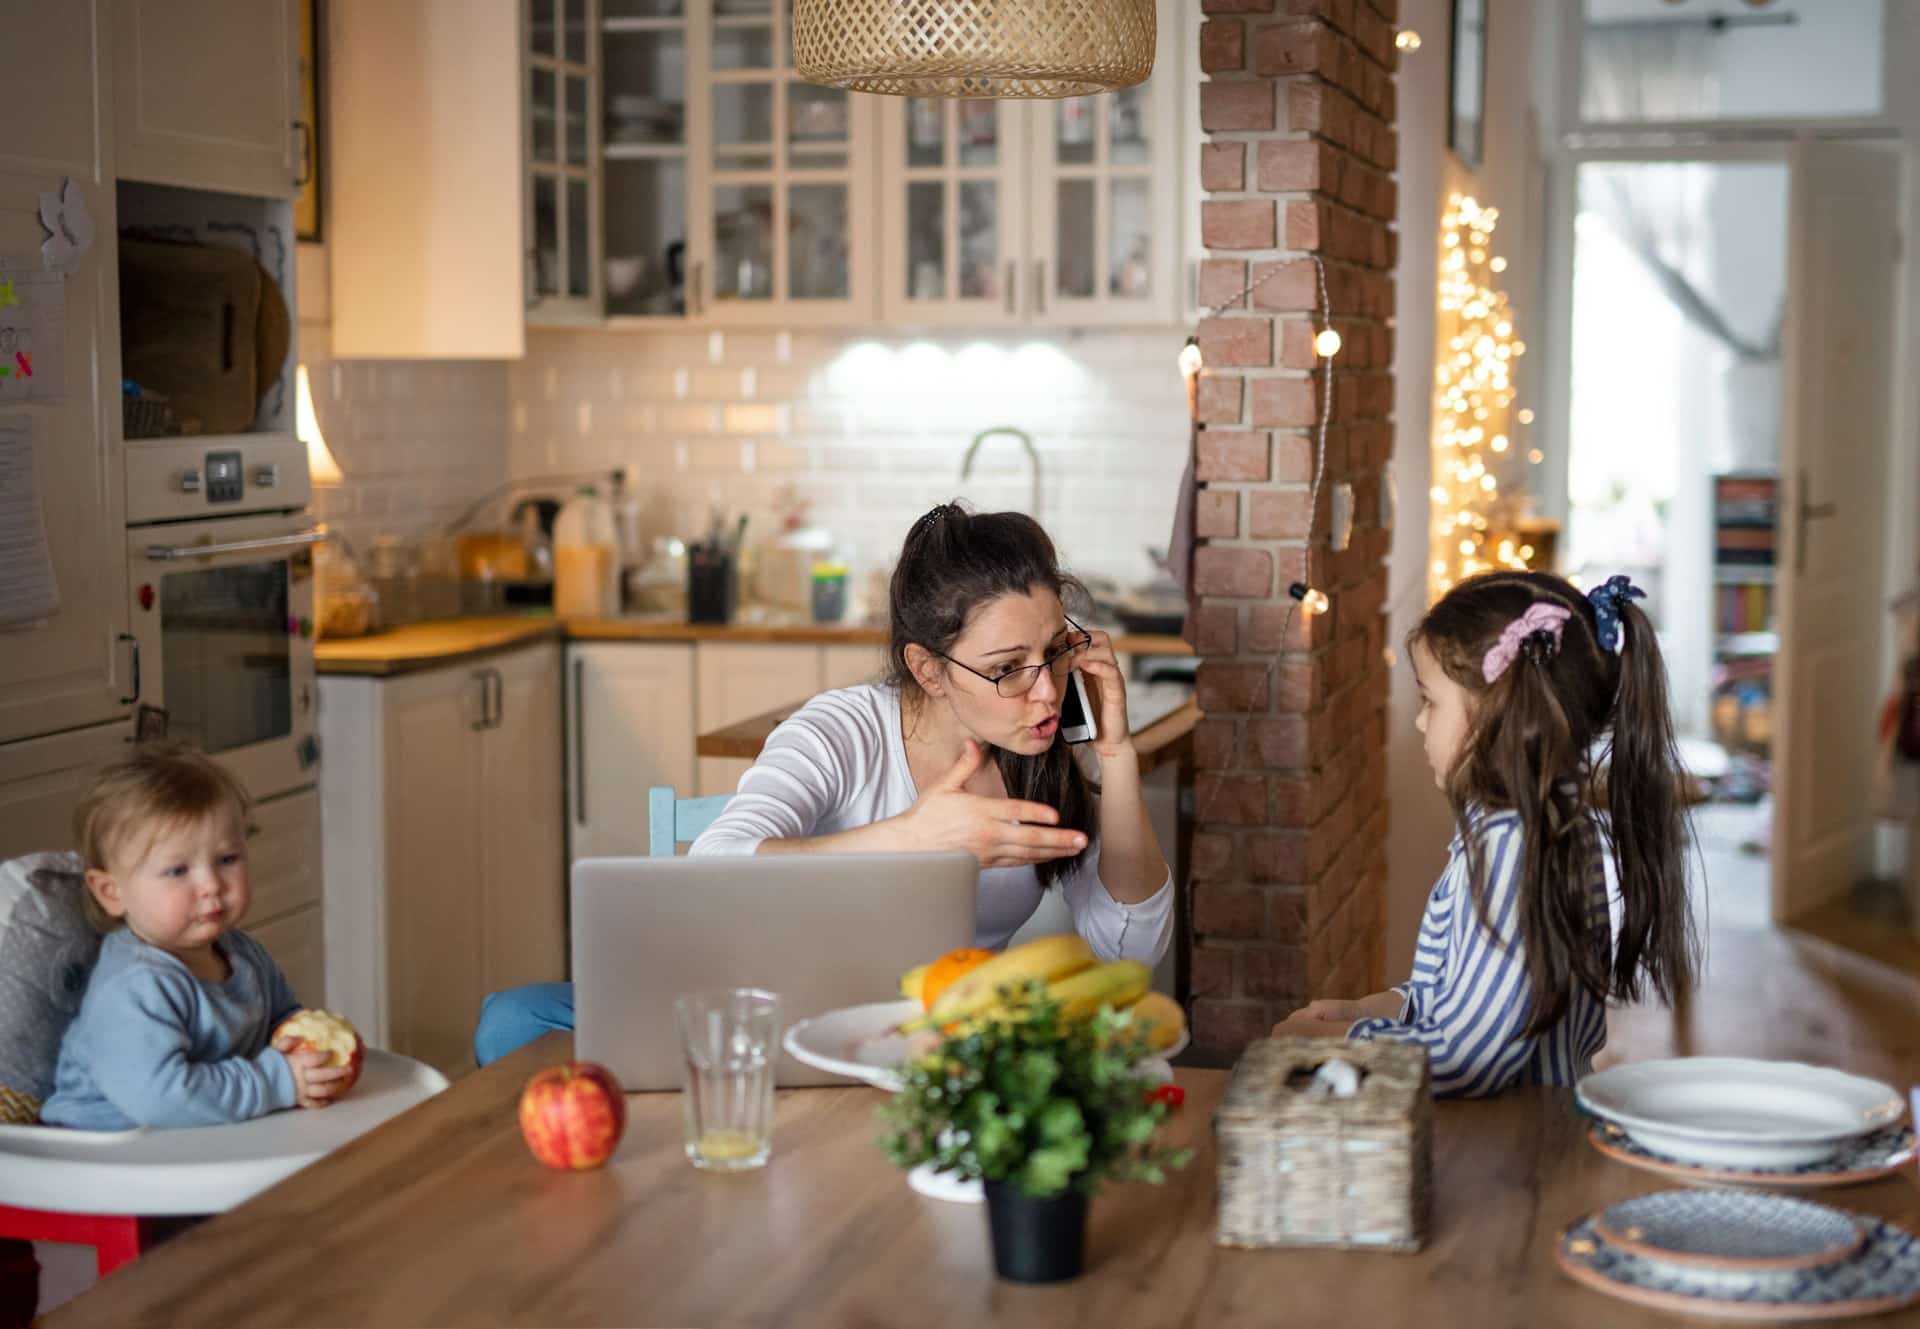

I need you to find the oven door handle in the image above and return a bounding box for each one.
[145,529,328,561]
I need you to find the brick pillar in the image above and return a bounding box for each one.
[1187,0,1397,1060]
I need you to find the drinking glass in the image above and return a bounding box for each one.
[674,988,781,1170]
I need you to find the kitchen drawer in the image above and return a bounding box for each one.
[248,786,322,926]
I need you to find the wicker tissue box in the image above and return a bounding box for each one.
[1215,1037,1431,1253]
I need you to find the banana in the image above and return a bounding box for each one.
[1122,990,1186,1052]
[1043,960,1152,1024]
[899,963,929,1006]
[904,933,1095,1031]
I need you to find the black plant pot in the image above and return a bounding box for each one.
[982,1179,1090,1284]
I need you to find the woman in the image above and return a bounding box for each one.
[472,503,1172,1065]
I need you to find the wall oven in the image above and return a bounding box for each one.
[124,435,320,803]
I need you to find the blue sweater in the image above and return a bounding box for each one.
[41,928,301,1130]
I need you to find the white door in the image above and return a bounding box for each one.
[480,643,566,990]
[567,642,696,858]
[694,641,819,796]
[1771,140,1900,921]
[0,5,130,746]
[113,0,298,198]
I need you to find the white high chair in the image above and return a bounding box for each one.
[0,1051,447,1275]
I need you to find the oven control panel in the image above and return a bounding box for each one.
[127,434,310,525]
[205,450,244,503]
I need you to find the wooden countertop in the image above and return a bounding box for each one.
[318,614,1194,676]
[50,1018,1920,1329]
[699,694,1201,776]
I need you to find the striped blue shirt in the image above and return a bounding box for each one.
[1349,808,1610,1098]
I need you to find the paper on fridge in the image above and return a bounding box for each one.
[0,257,67,404]
[0,415,60,628]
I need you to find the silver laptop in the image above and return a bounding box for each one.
[572,852,978,1090]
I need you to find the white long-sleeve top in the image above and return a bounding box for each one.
[690,683,1173,964]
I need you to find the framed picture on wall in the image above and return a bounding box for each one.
[1449,0,1485,170]
[295,0,324,241]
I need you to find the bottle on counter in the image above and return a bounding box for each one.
[553,486,620,619]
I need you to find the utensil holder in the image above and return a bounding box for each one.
[687,549,736,625]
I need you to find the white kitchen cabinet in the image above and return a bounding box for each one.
[113,0,299,199]
[245,786,326,1004]
[328,0,526,358]
[566,641,696,859]
[0,5,132,747]
[0,721,133,864]
[874,12,1185,329]
[320,641,565,1078]
[695,641,818,795]
[527,0,602,323]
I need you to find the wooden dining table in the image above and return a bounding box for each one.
[46,1011,1920,1328]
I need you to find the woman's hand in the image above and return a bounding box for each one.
[1073,629,1133,760]
[903,739,1088,869]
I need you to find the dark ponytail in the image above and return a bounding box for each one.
[1413,571,1696,1034]
[886,503,1095,887]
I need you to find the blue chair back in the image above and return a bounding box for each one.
[647,787,732,857]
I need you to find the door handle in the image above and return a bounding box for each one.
[292,120,313,187]
[1033,259,1047,316]
[145,529,327,561]
[1005,260,1017,315]
[1795,467,1839,575]
[572,656,587,825]
[471,670,492,731]
[488,668,504,728]
[118,633,140,706]
[690,260,705,317]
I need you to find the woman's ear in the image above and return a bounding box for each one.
[84,868,127,920]
[903,643,947,698]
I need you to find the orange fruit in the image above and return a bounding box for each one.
[918,948,995,1012]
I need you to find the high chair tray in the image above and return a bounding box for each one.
[0,1050,448,1215]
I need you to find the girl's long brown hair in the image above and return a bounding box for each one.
[1413,571,1697,1033]
[886,503,1095,888]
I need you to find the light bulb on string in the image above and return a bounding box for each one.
[1288,582,1329,616]
[1177,336,1203,378]
[1313,327,1342,358]
[1395,29,1421,49]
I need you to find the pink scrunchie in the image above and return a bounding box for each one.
[1482,603,1573,683]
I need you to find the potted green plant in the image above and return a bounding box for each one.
[879,981,1192,1284]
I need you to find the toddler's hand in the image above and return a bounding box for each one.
[283,1047,354,1109]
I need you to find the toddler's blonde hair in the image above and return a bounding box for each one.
[72,744,252,933]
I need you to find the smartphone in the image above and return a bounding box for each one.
[1060,668,1098,745]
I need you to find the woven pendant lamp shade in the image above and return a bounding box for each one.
[793,0,1155,98]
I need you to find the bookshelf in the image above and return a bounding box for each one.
[1711,474,1777,755]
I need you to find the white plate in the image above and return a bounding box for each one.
[1578,1059,1906,1170]
[783,999,1190,1092]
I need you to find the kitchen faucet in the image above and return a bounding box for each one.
[959,426,1041,516]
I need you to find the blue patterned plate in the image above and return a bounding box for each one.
[1558,1213,1920,1321]
[1589,1120,1918,1190]
[1594,1190,1865,1274]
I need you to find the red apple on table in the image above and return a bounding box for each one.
[519,1062,627,1170]
[271,1009,367,1097]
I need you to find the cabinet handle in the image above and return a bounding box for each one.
[471,670,492,731]
[1033,260,1047,316]
[486,668,504,728]
[292,120,313,187]
[1795,466,1839,576]
[525,249,540,310]
[1005,260,1016,315]
[572,657,587,825]
[690,260,705,317]
[118,633,140,707]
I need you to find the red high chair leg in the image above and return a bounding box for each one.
[0,1206,155,1277]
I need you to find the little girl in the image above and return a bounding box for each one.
[40,746,351,1129]
[1273,571,1697,1096]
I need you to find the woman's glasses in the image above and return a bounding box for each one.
[935,620,1094,699]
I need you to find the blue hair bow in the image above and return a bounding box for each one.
[1587,575,1645,653]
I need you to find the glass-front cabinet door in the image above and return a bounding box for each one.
[880,97,1025,325]
[601,0,691,318]
[690,0,874,324]
[1026,15,1179,327]
[527,0,601,321]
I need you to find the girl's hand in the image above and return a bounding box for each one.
[1284,998,1366,1025]
[282,1047,354,1110]
[904,739,1088,869]
[1073,630,1133,760]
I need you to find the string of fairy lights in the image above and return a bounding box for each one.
[1429,192,1540,596]
[1177,189,1539,836]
